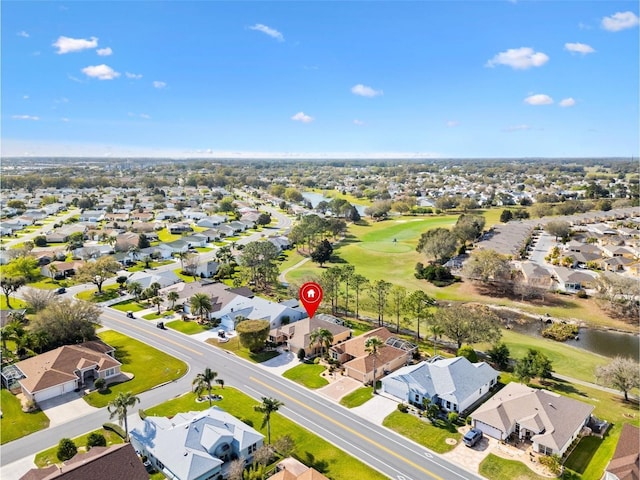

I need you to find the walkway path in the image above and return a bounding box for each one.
[553,372,639,401]
[278,256,310,283]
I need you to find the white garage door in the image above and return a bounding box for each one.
[473,420,504,440]
[34,385,65,403]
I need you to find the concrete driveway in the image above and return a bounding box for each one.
[442,433,497,473]
[38,391,99,427]
[318,376,361,402]
[351,394,398,425]
[257,350,300,376]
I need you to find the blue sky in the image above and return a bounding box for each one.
[2,1,638,158]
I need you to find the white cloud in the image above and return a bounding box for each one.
[601,11,639,31]
[446,120,459,128]
[96,47,112,56]
[12,114,40,120]
[291,112,314,123]
[81,64,120,80]
[351,84,383,97]
[125,72,143,79]
[249,24,284,41]
[61,117,70,122]
[559,97,576,107]
[53,35,98,54]
[139,113,151,119]
[578,22,592,30]
[23,95,29,100]
[504,124,531,132]
[485,47,549,69]
[524,94,554,105]
[564,42,595,54]
[353,119,365,126]
[17,31,29,38]
[153,81,167,89]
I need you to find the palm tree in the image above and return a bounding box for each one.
[149,282,161,296]
[254,396,284,444]
[192,368,219,406]
[167,291,180,310]
[126,281,143,301]
[309,328,333,359]
[151,295,163,314]
[107,392,140,441]
[429,323,444,357]
[190,293,212,321]
[365,336,385,394]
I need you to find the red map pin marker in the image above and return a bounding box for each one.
[299,282,323,319]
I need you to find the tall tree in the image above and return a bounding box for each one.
[462,249,512,283]
[107,392,140,441]
[192,368,219,406]
[416,228,458,264]
[545,220,571,241]
[309,328,333,358]
[238,241,280,291]
[126,281,143,301]
[595,357,640,402]
[369,280,391,327]
[365,336,385,394]
[254,397,284,444]
[514,349,554,383]
[403,290,434,340]
[434,304,501,349]
[452,214,486,245]
[340,265,355,316]
[320,267,342,315]
[0,276,26,309]
[167,291,180,309]
[388,285,407,333]
[30,299,101,350]
[190,293,213,321]
[310,239,333,267]
[76,256,121,293]
[351,274,369,320]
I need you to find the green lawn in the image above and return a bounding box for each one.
[206,336,280,363]
[382,410,460,453]
[195,247,213,252]
[479,454,547,480]
[564,436,605,478]
[34,428,124,467]
[166,319,209,334]
[173,268,197,283]
[0,389,50,444]
[145,389,387,480]
[339,386,374,408]
[110,300,147,312]
[282,363,329,389]
[75,285,120,302]
[157,228,181,243]
[83,330,188,407]
[0,297,28,310]
[26,277,67,290]
[476,329,609,384]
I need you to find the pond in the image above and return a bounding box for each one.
[508,319,639,362]
[302,191,366,216]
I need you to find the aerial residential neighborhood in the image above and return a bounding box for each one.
[1,1,639,479]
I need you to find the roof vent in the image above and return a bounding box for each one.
[184,451,188,456]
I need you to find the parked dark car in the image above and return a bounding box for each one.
[463,428,483,447]
[126,311,135,318]
[156,321,165,329]
[55,287,66,294]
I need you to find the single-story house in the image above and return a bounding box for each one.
[127,270,182,290]
[130,406,264,480]
[553,267,596,292]
[603,423,639,480]
[213,294,307,331]
[196,215,227,228]
[195,260,219,278]
[19,443,148,480]
[333,327,417,384]
[268,236,292,251]
[471,382,594,457]
[40,260,86,279]
[270,458,330,480]
[78,210,105,222]
[168,223,193,235]
[4,341,121,403]
[381,356,498,413]
[520,262,552,288]
[270,314,352,356]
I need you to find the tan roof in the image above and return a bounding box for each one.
[16,342,121,394]
[334,327,394,358]
[270,458,330,480]
[343,344,408,376]
[606,423,640,480]
[280,316,351,350]
[20,443,148,480]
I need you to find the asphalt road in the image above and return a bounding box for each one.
[2,307,483,480]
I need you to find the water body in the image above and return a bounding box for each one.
[302,192,366,216]
[509,320,639,362]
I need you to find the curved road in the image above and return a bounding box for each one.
[2,307,482,480]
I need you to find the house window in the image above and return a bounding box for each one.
[414,394,420,403]
[479,388,482,394]
[490,378,495,386]
[248,443,257,454]
[105,368,116,377]
[156,460,165,470]
[446,401,451,410]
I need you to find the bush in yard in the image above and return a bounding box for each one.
[397,403,409,413]
[457,345,478,363]
[103,422,126,439]
[94,377,106,391]
[297,348,306,361]
[539,454,562,475]
[86,432,107,449]
[447,412,459,425]
[235,319,270,353]
[57,438,77,461]
[313,357,320,364]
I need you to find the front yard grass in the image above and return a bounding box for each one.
[282,363,329,389]
[145,389,387,480]
[382,410,460,454]
[75,285,120,302]
[206,336,280,363]
[0,297,28,310]
[0,389,50,444]
[479,454,547,480]
[339,386,374,408]
[34,427,124,467]
[173,268,197,283]
[83,330,188,408]
[166,319,209,334]
[110,300,147,312]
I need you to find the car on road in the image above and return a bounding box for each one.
[126,311,135,318]
[55,287,66,295]
[463,428,483,447]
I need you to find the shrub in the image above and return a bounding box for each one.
[541,323,579,342]
[57,438,77,461]
[397,403,409,413]
[313,357,320,364]
[297,348,306,361]
[576,289,588,298]
[447,412,459,425]
[457,345,478,363]
[466,416,472,425]
[86,432,106,449]
[539,454,562,475]
[94,377,106,391]
[103,422,126,439]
